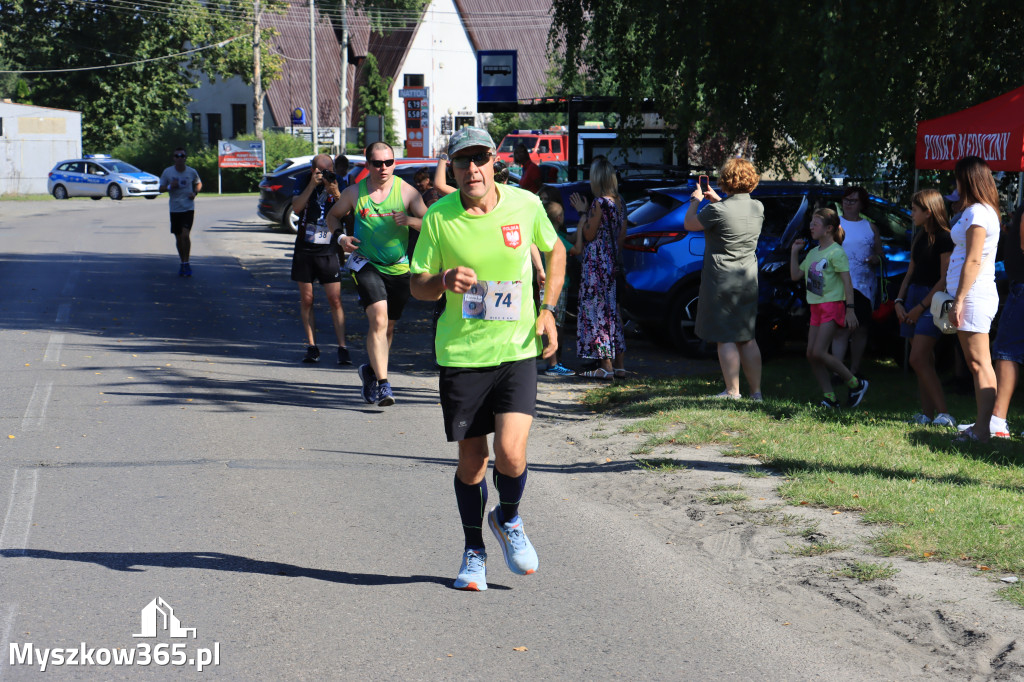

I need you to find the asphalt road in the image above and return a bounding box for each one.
[0,195,911,680]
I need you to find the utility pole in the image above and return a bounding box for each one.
[339,0,348,153]
[252,0,264,138]
[309,0,318,154]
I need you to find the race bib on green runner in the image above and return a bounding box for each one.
[462,281,522,321]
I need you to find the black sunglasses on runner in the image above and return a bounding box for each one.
[370,158,395,168]
[451,151,493,170]
[173,153,186,159]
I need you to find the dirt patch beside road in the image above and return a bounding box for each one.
[530,385,1024,680]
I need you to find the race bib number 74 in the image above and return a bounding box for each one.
[462,281,522,321]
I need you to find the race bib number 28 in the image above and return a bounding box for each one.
[462,281,522,321]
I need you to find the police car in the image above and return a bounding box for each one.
[47,154,160,200]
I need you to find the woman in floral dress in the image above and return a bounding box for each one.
[569,156,627,379]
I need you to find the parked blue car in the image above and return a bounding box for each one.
[620,181,914,357]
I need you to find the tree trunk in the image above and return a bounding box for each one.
[253,0,264,139]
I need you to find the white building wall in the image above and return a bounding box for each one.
[187,73,268,144]
[0,102,81,194]
[392,0,479,157]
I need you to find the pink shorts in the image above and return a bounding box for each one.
[809,301,846,327]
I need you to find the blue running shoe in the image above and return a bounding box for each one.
[376,380,394,407]
[454,548,487,591]
[183,262,192,277]
[357,364,377,404]
[178,263,186,277]
[488,508,538,575]
[543,363,574,377]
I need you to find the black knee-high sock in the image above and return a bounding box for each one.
[453,474,486,549]
[493,466,527,524]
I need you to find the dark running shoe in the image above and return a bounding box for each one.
[302,345,320,363]
[376,380,395,407]
[819,397,840,410]
[847,378,869,408]
[337,347,352,365]
[358,364,377,403]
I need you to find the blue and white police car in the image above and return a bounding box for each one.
[47,154,160,200]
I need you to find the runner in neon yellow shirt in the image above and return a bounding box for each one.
[410,127,566,591]
[327,141,428,407]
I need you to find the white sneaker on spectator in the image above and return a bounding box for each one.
[931,413,956,428]
[910,413,932,425]
[957,422,1010,438]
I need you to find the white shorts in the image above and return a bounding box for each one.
[955,294,998,334]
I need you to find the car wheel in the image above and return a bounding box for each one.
[107,184,123,201]
[52,185,68,200]
[280,207,299,234]
[667,284,715,358]
[145,195,157,200]
[90,196,102,201]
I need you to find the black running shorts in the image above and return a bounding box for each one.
[352,264,411,320]
[439,358,538,442]
[169,211,195,234]
[291,251,343,284]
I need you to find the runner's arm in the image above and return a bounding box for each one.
[536,238,566,358]
[326,185,357,237]
[411,267,478,301]
[292,171,320,213]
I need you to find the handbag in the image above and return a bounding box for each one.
[930,292,957,334]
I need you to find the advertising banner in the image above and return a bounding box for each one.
[218,140,264,169]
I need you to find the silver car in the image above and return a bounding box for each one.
[47,154,160,200]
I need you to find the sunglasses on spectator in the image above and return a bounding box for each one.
[370,158,395,168]
[451,151,493,170]
[173,153,186,158]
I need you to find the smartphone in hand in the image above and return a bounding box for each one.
[698,175,709,193]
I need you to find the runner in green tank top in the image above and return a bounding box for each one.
[353,175,412,275]
[326,142,428,407]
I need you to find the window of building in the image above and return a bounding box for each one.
[403,74,424,87]
[0,118,4,136]
[231,104,247,138]
[207,113,222,147]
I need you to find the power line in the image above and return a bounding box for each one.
[0,36,244,74]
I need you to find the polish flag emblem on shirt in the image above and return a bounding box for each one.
[501,224,522,248]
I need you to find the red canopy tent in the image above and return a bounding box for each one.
[916,85,1024,172]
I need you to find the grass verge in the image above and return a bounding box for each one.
[586,355,1024,584]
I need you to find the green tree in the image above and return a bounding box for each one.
[358,52,396,145]
[0,0,280,151]
[550,0,1024,200]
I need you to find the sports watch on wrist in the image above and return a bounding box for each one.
[438,153,449,162]
[541,303,557,314]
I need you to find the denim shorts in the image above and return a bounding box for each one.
[899,283,941,339]
[993,283,1024,363]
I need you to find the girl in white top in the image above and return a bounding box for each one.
[949,155,1001,443]
[832,186,882,378]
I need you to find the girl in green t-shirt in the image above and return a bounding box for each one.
[790,209,869,409]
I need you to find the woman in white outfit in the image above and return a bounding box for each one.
[948,156,1001,443]
[832,186,882,380]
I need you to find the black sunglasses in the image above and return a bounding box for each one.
[451,151,493,170]
[370,158,395,168]
[173,153,186,159]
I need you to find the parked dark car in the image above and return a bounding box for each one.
[257,158,438,233]
[619,181,914,357]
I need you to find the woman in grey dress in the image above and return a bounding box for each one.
[683,158,765,399]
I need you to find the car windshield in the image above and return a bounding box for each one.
[500,136,537,153]
[628,193,680,227]
[99,161,141,174]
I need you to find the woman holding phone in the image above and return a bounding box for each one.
[683,157,765,399]
[947,156,1001,443]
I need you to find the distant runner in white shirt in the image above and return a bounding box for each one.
[159,147,202,277]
